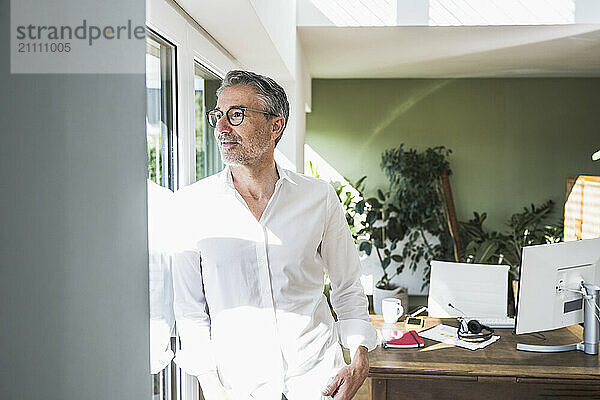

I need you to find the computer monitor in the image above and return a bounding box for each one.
[515,237,600,354]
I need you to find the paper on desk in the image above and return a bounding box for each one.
[419,324,500,350]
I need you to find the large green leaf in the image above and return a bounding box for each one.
[366,197,382,209]
[381,257,391,268]
[355,199,365,214]
[359,241,372,256]
[354,175,367,191]
[367,210,378,225]
[472,239,499,264]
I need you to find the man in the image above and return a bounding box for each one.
[172,70,377,400]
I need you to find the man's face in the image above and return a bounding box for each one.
[214,84,274,166]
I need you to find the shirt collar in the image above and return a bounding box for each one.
[275,162,294,184]
[220,162,294,189]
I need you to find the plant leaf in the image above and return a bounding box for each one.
[473,240,499,263]
[382,257,391,268]
[359,241,372,256]
[366,197,382,209]
[355,200,365,214]
[354,176,367,190]
[367,210,378,225]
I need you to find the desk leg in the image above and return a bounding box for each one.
[370,378,386,400]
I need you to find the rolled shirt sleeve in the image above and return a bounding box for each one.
[172,247,217,376]
[320,185,378,354]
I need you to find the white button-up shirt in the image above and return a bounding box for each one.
[172,164,377,400]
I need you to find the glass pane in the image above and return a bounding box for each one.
[194,69,205,180]
[146,36,163,186]
[194,63,222,181]
[152,370,166,400]
[146,32,175,189]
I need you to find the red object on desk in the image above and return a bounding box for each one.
[382,330,425,348]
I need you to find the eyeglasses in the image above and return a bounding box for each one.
[206,106,277,128]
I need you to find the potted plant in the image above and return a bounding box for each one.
[355,190,408,315]
[459,200,563,314]
[380,145,456,289]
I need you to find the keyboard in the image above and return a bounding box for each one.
[467,317,515,329]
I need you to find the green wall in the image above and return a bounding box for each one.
[306,78,600,231]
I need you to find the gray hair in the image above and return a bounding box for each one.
[216,70,289,146]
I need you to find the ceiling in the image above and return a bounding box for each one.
[298,24,600,78]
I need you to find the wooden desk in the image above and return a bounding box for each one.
[368,316,600,399]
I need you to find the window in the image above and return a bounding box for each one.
[194,62,223,181]
[146,29,177,400]
[147,30,177,190]
[147,0,239,395]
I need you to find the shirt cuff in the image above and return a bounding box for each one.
[149,319,175,374]
[335,318,378,357]
[150,349,174,374]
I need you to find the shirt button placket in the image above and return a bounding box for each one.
[257,224,285,391]
[257,230,274,310]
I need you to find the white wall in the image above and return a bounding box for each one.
[293,40,312,170]
[250,0,297,78]
[247,0,311,172]
[0,0,151,398]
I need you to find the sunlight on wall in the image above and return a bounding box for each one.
[564,176,600,241]
[360,79,452,159]
[304,143,348,183]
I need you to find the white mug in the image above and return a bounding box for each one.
[382,298,404,323]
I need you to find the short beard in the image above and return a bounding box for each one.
[219,128,272,166]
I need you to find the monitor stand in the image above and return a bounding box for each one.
[517,283,600,355]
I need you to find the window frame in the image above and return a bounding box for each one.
[146,28,178,191]
[147,0,238,187]
[146,27,179,400]
[193,60,223,181]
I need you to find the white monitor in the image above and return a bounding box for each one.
[515,238,600,335]
[428,261,509,318]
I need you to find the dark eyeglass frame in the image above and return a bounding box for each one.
[206,106,277,127]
